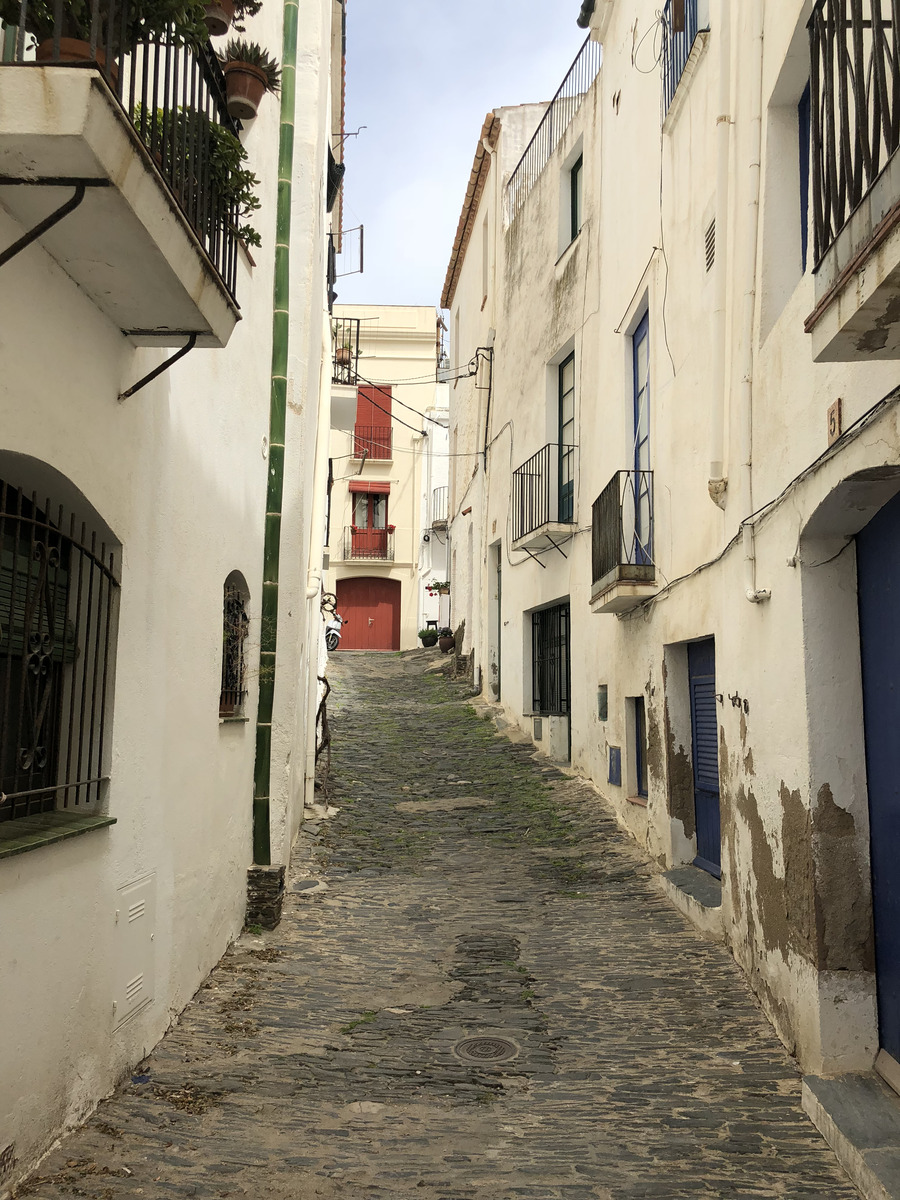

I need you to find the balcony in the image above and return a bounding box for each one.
[806,0,900,360]
[590,470,656,614]
[662,0,708,119]
[511,443,576,553]
[431,485,448,528]
[352,425,392,461]
[331,316,360,428]
[0,1,246,346]
[342,526,394,562]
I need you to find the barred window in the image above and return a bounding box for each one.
[220,575,249,717]
[0,477,119,823]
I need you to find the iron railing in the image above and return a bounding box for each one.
[532,603,570,716]
[507,36,602,221]
[333,316,361,384]
[808,0,900,265]
[343,526,394,562]
[353,425,392,460]
[592,470,654,587]
[0,479,119,822]
[662,0,701,115]
[1,1,243,298]
[512,443,577,542]
[431,485,448,526]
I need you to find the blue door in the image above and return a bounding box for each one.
[632,313,652,564]
[857,491,900,1064]
[688,638,721,877]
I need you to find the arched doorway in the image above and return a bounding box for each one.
[335,577,401,650]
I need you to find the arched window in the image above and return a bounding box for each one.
[0,471,119,824]
[220,573,249,718]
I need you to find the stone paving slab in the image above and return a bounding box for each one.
[15,650,860,1198]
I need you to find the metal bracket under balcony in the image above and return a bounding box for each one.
[0,66,240,347]
[511,443,576,553]
[590,470,657,613]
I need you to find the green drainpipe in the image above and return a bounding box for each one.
[253,0,298,865]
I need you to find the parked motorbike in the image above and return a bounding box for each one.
[325,612,347,652]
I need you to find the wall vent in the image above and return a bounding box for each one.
[704,218,716,272]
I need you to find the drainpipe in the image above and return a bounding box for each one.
[252,0,299,866]
[739,0,770,603]
[708,0,731,508]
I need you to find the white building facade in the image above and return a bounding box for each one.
[446,0,900,1110]
[0,0,343,1185]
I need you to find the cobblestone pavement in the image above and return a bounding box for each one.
[19,651,859,1199]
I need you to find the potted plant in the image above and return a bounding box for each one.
[204,0,259,38]
[419,628,438,648]
[386,523,396,533]
[333,323,353,366]
[426,579,451,596]
[222,38,280,119]
[438,627,455,654]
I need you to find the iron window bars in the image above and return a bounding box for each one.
[219,582,248,717]
[591,469,655,588]
[2,0,243,300]
[512,443,577,542]
[0,480,119,823]
[808,0,900,267]
[352,425,392,460]
[662,0,701,116]
[343,526,394,562]
[332,316,361,385]
[532,603,571,716]
[507,36,602,222]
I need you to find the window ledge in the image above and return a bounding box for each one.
[556,227,582,268]
[0,812,116,861]
[220,715,250,724]
[662,29,710,135]
[626,795,648,808]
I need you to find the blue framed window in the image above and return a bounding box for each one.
[634,696,648,798]
[632,313,652,564]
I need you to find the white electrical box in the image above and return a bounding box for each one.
[113,873,156,1030]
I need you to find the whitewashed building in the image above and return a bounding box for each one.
[445,0,900,1148]
[0,0,344,1186]
[326,304,443,650]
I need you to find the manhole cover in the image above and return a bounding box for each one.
[453,1036,519,1064]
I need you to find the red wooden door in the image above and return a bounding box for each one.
[336,577,401,650]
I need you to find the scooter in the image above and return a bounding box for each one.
[325,612,347,652]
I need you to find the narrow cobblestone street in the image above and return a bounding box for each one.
[20,651,859,1199]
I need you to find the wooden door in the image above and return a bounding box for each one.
[857,491,900,1067]
[688,638,721,877]
[335,576,400,650]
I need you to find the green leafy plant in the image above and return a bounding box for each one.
[223,37,280,92]
[0,0,208,47]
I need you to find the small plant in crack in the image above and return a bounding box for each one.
[340,1010,378,1034]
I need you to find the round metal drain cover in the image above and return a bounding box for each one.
[453,1036,519,1064]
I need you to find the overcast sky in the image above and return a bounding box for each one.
[333,0,587,311]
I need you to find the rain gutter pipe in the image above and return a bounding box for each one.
[252,0,299,865]
[708,0,731,507]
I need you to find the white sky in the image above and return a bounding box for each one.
[333,0,587,310]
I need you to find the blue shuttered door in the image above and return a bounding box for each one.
[857,491,900,1064]
[689,638,721,877]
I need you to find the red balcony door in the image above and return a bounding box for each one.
[336,577,400,650]
[352,492,388,558]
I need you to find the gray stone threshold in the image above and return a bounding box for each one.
[658,864,724,941]
[803,1071,900,1199]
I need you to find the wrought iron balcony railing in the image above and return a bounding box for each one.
[1,0,243,299]
[343,526,394,562]
[662,0,701,115]
[512,443,576,543]
[808,0,900,266]
[352,425,392,460]
[592,470,655,588]
[333,316,360,384]
[507,36,601,221]
[431,485,448,526]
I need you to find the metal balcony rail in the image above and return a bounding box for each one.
[343,526,394,562]
[808,0,900,266]
[592,469,654,585]
[507,35,602,221]
[333,316,360,384]
[353,424,392,460]
[2,0,242,299]
[662,0,700,115]
[431,485,448,525]
[512,443,576,542]
[0,479,119,823]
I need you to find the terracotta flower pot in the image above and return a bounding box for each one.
[203,0,235,37]
[36,37,119,85]
[224,61,268,120]
[438,635,455,654]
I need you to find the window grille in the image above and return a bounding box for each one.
[704,218,716,272]
[531,603,571,716]
[220,583,249,717]
[0,480,119,823]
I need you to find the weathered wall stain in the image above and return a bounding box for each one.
[663,689,695,838]
[813,783,874,972]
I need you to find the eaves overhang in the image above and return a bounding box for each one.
[440,112,499,311]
